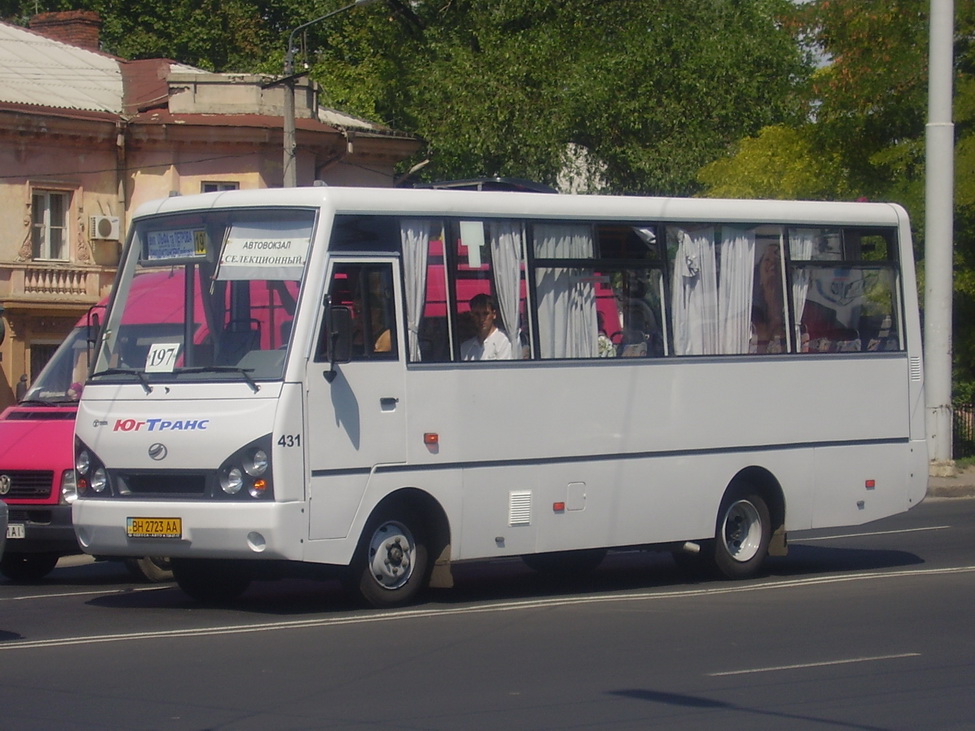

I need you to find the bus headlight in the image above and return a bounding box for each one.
[215,435,274,500]
[74,439,111,497]
[75,450,91,477]
[220,467,244,495]
[243,448,268,477]
[90,467,108,493]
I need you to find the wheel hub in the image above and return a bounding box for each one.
[723,500,762,562]
[368,522,415,590]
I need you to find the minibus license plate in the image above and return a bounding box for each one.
[6,523,25,539]
[126,517,182,538]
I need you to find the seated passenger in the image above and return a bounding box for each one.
[460,293,512,361]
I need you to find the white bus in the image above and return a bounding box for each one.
[72,187,927,606]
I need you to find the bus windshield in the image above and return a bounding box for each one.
[91,209,315,384]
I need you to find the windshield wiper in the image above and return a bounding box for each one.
[16,399,58,407]
[91,368,153,394]
[175,366,260,393]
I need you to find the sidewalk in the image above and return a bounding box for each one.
[928,465,975,498]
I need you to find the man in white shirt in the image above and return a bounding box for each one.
[460,293,513,360]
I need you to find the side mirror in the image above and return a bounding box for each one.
[87,310,101,347]
[324,305,353,382]
[85,307,103,369]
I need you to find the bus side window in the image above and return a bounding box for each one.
[319,263,398,362]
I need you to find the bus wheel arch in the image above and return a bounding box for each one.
[713,468,784,579]
[350,488,450,608]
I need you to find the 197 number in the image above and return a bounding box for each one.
[277,434,301,447]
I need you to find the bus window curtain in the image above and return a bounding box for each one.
[789,229,815,350]
[534,224,597,358]
[401,219,433,361]
[718,226,756,355]
[487,220,526,356]
[671,227,718,355]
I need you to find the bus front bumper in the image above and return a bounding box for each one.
[72,499,306,561]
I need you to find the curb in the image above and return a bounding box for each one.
[927,483,975,498]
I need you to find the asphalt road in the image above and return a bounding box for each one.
[1,497,973,730]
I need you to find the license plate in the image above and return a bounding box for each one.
[6,523,25,539]
[126,517,182,539]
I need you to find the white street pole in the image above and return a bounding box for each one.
[924,0,956,474]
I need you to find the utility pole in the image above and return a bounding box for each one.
[925,0,956,475]
[282,0,379,188]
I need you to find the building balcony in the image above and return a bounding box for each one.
[1,262,116,308]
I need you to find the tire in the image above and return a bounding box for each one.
[171,558,250,603]
[351,507,429,609]
[0,552,60,582]
[125,556,174,583]
[713,490,771,579]
[522,549,606,575]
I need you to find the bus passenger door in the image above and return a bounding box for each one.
[305,259,407,540]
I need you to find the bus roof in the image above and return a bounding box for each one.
[131,187,908,230]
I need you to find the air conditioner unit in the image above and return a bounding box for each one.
[89,215,121,241]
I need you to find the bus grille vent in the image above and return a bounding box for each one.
[909,356,922,382]
[118,473,207,496]
[508,491,532,526]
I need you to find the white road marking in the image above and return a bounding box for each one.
[709,652,922,677]
[797,525,950,542]
[1,564,974,652]
[0,586,167,602]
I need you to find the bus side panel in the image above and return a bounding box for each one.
[301,354,919,565]
[399,358,911,469]
[810,441,927,529]
[301,467,464,566]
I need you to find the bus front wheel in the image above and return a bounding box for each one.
[713,490,771,579]
[351,508,429,609]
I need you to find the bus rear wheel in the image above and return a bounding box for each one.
[172,558,250,603]
[351,508,429,609]
[713,490,771,579]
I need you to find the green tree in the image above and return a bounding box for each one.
[372,0,810,194]
[698,124,851,200]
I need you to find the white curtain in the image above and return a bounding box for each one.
[401,219,433,361]
[718,227,756,354]
[789,229,815,351]
[671,227,719,355]
[487,221,525,355]
[534,224,597,358]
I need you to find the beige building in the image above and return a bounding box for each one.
[0,11,419,409]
